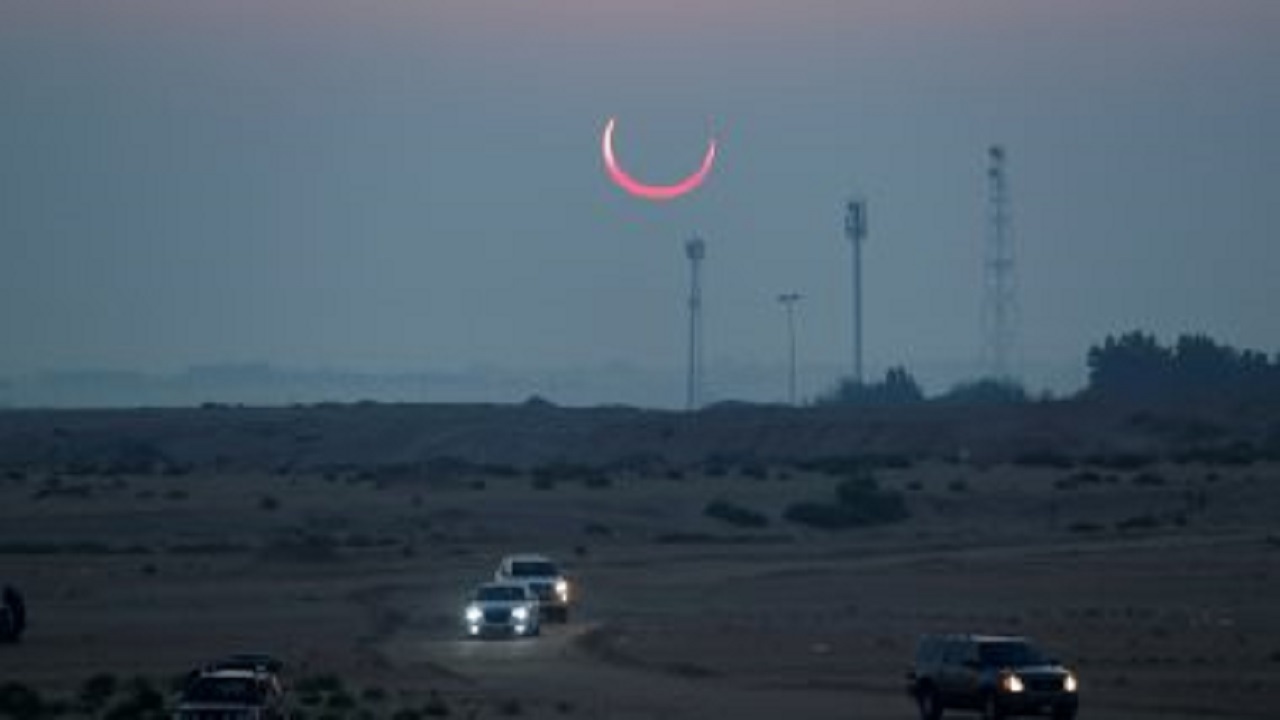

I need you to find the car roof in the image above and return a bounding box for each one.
[477,581,529,592]
[206,654,284,673]
[196,669,260,681]
[502,553,555,563]
[921,633,1031,645]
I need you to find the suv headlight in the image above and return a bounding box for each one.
[1001,674,1025,693]
[1064,673,1078,692]
[555,579,569,600]
[512,606,530,621]
[465,605,482,622]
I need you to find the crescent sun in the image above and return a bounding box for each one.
[602,117,717,201]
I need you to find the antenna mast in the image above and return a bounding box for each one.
[983,145,1018,381]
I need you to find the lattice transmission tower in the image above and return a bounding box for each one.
[982,145,1018,381]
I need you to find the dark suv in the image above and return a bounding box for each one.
[906,634,1079,720]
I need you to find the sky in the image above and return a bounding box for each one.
[1,0,1277,405]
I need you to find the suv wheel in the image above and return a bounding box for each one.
[981,694,1003,720]
[917,686,942,720]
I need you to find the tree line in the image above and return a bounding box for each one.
[815,331,1280,406]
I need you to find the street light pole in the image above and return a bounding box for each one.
[844,199,868,384]
[777,292,803,406]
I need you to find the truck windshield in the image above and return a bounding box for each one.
[476,585,526,601]
[183,677,264,704]
[979,641,1047,667]
[510,561,558,577]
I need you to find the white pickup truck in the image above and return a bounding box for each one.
[493,554,572,622]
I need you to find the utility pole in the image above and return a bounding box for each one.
[844,198,868,383]
[684,236,706,411]
[777,293,803,405]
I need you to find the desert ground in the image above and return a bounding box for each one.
[1,401,1278,719]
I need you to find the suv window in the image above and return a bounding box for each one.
[979,640,1046,667]
[510,561,558,577]
[940,639,970,664]
[183,677,265,704]
[477,585,527,602]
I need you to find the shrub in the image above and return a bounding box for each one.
[937,378,1029,405]
[1132,472,1167,487]
[1068,522,1104,534]
[1117,514,1162,531]
[103,678,165,720]
[783,502,861,530]
[1013,450,1075,469]
[703,500,769,528]
[834,476,909,524]
[0,682,45,720]
[815,366,924,406]
[79,673,119,711]
[259,494,281,511]
[423,690,450,717]
[1087,453,1157,471]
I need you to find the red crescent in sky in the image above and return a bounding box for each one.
[602,117,717,202]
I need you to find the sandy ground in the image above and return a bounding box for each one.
[2,457,1279,719]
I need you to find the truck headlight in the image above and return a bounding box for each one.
[1064,673,1078,692]
[512,606,530,621]
[555,580,569,600]
[1002,674,1025,693]
[465,605,482,622]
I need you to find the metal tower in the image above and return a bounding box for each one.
[777,292,803,405]
[844,198,868,383]
[982,145,1018,380]
[684,236,706,411]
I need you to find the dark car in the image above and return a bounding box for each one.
[175,657,286,720]
[907,634,1079,720]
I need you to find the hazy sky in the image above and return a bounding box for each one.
[2,0,1277,400]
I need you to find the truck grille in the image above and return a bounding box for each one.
[484,608,511,623]
[1026,677,1064,693]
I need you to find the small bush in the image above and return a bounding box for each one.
[834,476,909,523]
[583,522,613,537]
[1132,472,1167,487]
[103,678,165,720]
[947,479,969,493]
[784,502,861,530]
[423,690,450,717]
[0,682,45,720]
[296,675,345,697]
[703,500,769,528]
[1087,453,1157,471]
[79,673,119,710]
[1068,522,1104,534]
[326,691,356,710]
[1117,514,1162,531]
[1013,450,1075,469]
[259,494,281,511]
